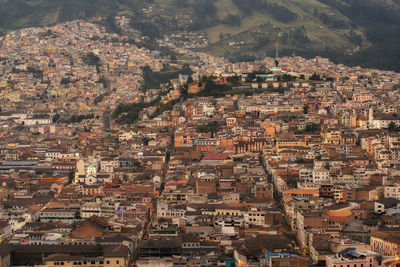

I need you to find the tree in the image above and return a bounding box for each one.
[227,75,240,85]
[246,73,256,82]
[179,85,187,97]
[224,14,241,27]
[82,52,100,66]
[170,54,177,63]
[141,64,192,90]
[180,63,193,75]
[388,122,399,132]
[309,72,321,81]
[281,74,295,82]
[52,113,60,123]
[105,15,121,34]
[304,123,319,133]
[197,121,221,137]
[142,136,150,146]
[60,77,72,85]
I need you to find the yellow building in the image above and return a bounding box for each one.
[341,133,356,145]
[40,246,129,267]
[323,128,341,145]
[276,138,306,151]
[370,231,400,256]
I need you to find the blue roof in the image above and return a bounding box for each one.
[349,252,362,258]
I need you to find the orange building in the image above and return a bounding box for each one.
[81,185,104,196]
[234,138,269,153]
[220,138,238,150]
[41,174,69,183]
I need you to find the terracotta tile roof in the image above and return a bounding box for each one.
[323,210,353,224]
[27,204,42,212]
[283,188,319,195]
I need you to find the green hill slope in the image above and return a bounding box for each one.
[0,0,399,71]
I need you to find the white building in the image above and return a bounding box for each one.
[384,185,400,199]
[312,167,330,184]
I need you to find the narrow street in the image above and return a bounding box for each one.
[131,126,174,265]
[259,153,305,257]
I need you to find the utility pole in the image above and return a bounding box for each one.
[275,33,282,67]
[275,32,282,59]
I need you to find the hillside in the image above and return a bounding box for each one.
[0,0,400,71]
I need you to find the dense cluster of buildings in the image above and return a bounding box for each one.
[0,19,400,267]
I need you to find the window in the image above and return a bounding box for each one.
[106,261,110,264]
[116,261,119,264]
[100,261,104,264]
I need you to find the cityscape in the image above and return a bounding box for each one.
[0,6,399,267]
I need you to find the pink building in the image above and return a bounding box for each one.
[326,249,378,267]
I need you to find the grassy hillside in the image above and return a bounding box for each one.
[206,0,354,44]
[0,0,399,71]
[0,0,150,33]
